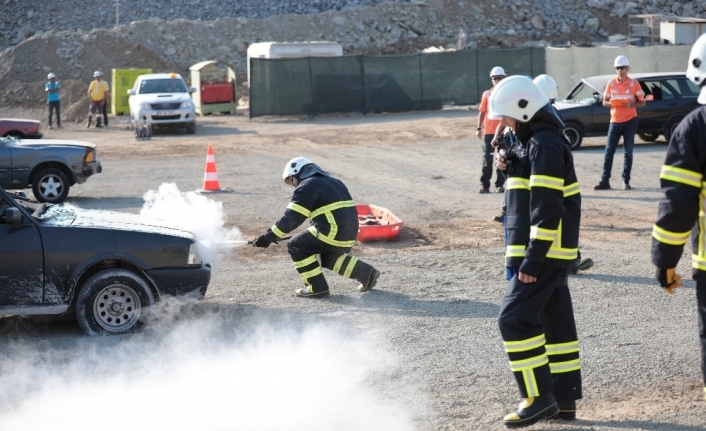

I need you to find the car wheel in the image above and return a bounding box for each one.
[563,122,583,150]
[32,167,70,203]
[663,118,682,144]
[75,268,155,336]
[4,131,24,138]
[638,132,660,142]
[186,121,196,134]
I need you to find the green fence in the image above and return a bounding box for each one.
[249,48,545,118]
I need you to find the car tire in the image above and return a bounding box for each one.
[4,131,24,138]
[563,122,583,150]
[663,118,682,144]
[186,121,196,134]
[32,167,70,204]
[638,132,660,142]
[75,268,155,336]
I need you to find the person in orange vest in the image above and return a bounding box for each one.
[477,66,507,194]
[594,55,646,190]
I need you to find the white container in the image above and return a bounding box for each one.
[246,41,343,86]
[660,21,706,44]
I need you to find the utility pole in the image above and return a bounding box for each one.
[115,0,119,28]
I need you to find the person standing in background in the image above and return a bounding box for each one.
[594,55,646,190]
[102,74,110,127]
[45,73,61,129]
[477,66,507,194]
[87,70,108,128]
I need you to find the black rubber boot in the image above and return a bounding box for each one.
[503,394,559,428]
[554,400,576,420]
[358,268,380,292]
[86,115,92,128]
[295,287,330,298]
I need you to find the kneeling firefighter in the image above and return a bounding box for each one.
[490,75,583,427]
[253,157,380,298]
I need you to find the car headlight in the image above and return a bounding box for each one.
[139,102,151,109]
[83,148,95,163]
[181,100,194,109]
[187,243,202,267]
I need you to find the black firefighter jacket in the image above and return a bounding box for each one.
[269,174,359,248]
[652,106,706,282]
[503,120,582,277]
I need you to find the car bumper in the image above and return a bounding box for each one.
[24,133,43,139]
[136,108,195,126]
[146,264,211,299]
[73,160,102,184]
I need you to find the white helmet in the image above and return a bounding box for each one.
[533,74,559,101]
[282,157,313,185]
[47,72,56,79]
[687,33,706,104]
[488,75,549,122]
[614,55,630,68]
[489,66,506,77]
[93,70,103,77]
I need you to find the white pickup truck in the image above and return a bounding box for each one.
[127,73,197,134]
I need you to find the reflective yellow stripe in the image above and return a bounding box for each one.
[692,254,706,271]
[344,257,358,278]
[309,200,355,219]
[545,341,579,355]
[299,266,323,280]
[287,202,311,217]
[530,226,557,242]
[530,174,564,191]
[549,359,581,374]
[507,177,530,190]
[506,245,526,258]
[563,181,580,197]
[308,226,356,248]
[546,247,578,260]
[660,165,702,188]
[333,255,346,273]
[652,225,690,246]
[504,334,546,353]
[509,353,549,371]
[294,255,318,269]
[271,225,287,238]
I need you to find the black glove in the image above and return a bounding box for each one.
[253,231,277,248]
[655,268,682,295]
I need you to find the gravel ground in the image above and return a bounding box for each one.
[0,110,704,430]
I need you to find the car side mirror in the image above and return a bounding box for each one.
[3,207,22,225]
[127,89,136,96]
[189,87,197,93]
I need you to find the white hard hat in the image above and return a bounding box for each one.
[614,55,630,68]
[687,33,706,104]
[282,156,313,185]
[489,66,506,77]
[47,72,56,79]
[488,75,549,122]
[93,70,103,77]
[533,74,559,101]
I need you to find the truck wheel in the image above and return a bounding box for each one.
[32,167,70,203]
[663,118,682,144]
[76,269,155,336]
[638,132,660,142]
[186,121,196,134]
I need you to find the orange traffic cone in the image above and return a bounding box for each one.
[197,143,230,193]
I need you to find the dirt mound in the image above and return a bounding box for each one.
[0,30,175,121]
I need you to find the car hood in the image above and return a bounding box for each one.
[15,138,96,149]
[554,100,589,109]
[43,207,194,240]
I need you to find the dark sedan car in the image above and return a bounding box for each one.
[0,136,102,203]
[555,72,700,149]
[0,118,43,139]
[0,187,211,335]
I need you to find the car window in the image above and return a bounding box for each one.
[666,78,700,97]
[138,79,187,94]
[640,80,674,101]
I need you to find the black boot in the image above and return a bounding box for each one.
[295,286,330,298]
[503,394,559,428]
[86,115,92,128]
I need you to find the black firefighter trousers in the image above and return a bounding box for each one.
[287,230,375,294]
[696,281,706,387]
[498,266,583,402]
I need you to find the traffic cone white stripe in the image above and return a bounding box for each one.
[200,143,224,191]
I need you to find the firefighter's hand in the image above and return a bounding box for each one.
[656,268,683,295]
[253,233,275,248]
[495,150,507,171]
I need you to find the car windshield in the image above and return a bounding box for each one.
[564,82,601,104]
[138,79,187,94]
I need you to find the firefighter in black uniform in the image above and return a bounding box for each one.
[490,75,583,427]
[253,157,380,298]
[652,33,706,401]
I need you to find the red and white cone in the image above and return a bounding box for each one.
[197,143,230,193]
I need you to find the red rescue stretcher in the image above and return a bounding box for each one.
[356,204,404,241]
